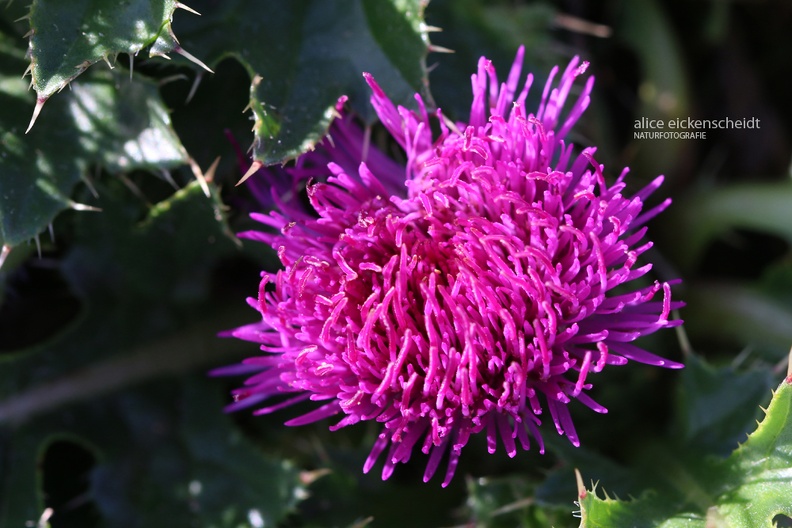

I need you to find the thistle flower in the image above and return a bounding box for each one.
[217,47,683,487]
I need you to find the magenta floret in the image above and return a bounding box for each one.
[217,46,683,486]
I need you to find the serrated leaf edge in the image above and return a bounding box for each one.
[24,1,208,132]
[578,378,792,526]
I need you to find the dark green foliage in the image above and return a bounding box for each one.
[2,0,792,526]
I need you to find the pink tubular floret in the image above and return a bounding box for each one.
[217,47,683,486]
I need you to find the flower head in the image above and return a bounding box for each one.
[217,46,683,487]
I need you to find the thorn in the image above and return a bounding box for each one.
[187,157,211,197]
[25,97,46,134]
[102,54,114,69]
[23,29,33,38]
[423,24,442,32]
[81,167,100,199]
[427,44,454,54]
[185,71,203,104]
[158,169,179,189]
[674,311,692,358]
[69,201,102,212]
[119,174,150,206]
[0,245,11,271]
[705,506,727,528]
[241,100,253,114]
[236,160,263,186]
[22,63,32,79]
[36,507,54,528]
[174,46,213,73]
[324,132,336,150]
[348,517,374,528]
[554,13,612,38]
[157,73,189,87]
[786,345,792,383]
[74,60,91,72]
[204,156,221,183]
[299,468,331,485]
[175,2,202,15]
[574,468,586,500]
[34,234,41,258]
[440,111,462,136]
[732,346,752,370]
[15,13,30,22]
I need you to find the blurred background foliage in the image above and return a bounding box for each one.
[1,0,791,526]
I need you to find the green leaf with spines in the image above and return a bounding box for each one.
[673,354,774,456]
[62,179,236,304]
[0,177,307,527]
[535,435,642,509]
[579,376,792,527]
[0,178,240,406]
[0,30,187,248]
[26,0,206,108]
[170,0,430,165]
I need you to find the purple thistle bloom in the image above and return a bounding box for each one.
[217,46,683,487]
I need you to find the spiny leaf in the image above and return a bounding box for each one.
[0,179,239,413]
[673,353,774,455]
[62,179,236,302]
[578,377,792,527]
[170,0,430,165]
[718,378,792,525]
[0,179,274,527]
[0,31,187,248]
[25,0,209,129]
